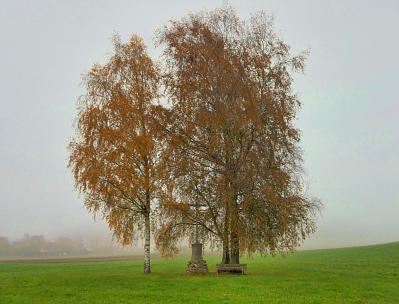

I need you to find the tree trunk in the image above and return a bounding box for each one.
[230,230,239,264]
[222,238,230,265]
[230,192,239,264]
[144,214,151,274]
[221,201,230,265]
[143,154,151,274]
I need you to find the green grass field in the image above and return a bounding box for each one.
[1,242,398,304]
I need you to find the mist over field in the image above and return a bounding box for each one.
[0,0,398,254]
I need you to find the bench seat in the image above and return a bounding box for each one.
[216,264,247,275]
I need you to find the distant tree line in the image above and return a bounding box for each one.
[0,235,88,258]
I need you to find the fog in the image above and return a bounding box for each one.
[0,0,398,251]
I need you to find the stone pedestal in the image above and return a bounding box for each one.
[186,243,208,274]
[186,259,208,274]
[191,243,203,260]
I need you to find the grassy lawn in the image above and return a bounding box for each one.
[0,242,398,303]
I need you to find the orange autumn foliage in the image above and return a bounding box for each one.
[68,34,162,273]
[69,4,321,268]
[155,5,321,263]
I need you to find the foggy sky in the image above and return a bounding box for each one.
[0,0,398,249]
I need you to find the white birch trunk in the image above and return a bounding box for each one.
[144,214,151,273]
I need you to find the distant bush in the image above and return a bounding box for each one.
[0,236,11,256]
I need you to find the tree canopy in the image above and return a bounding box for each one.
[155,5,320,264]
[69,4,321,269]
[68,34,162,273]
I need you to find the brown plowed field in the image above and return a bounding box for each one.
[0,254,160,264]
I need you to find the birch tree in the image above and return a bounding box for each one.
[155,5,321,264]
[68,34,161,273]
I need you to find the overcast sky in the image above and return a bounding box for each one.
[0,0,398,249]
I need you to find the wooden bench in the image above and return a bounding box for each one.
[216,264,247,275]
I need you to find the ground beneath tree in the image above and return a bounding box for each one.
[1,242,398,303]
